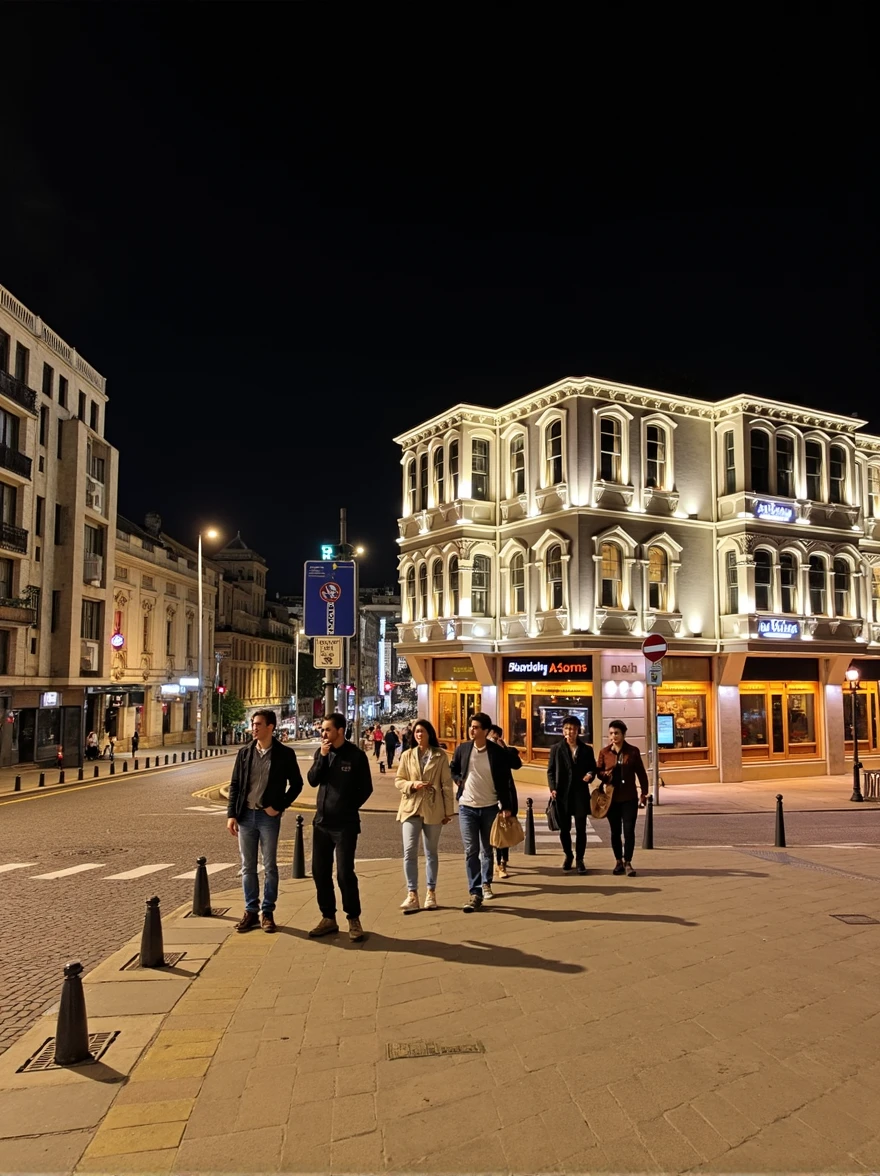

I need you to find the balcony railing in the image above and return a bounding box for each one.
[0,598,36,625]
[0,522,28,553]
[0,370,38,415]
[0,443,32,479]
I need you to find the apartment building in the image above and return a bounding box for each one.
[0,283,118,767]
[395,375,880,783]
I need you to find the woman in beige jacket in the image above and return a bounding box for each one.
[396,718,455,911]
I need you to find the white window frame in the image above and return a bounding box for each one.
[404,456,417,517]
[500,539,529,617]
[532,529,572,615]
[593,406,632,491]
[641,413,676,494]
[431,444,445,507]
[808,553,829,616]
[592,525,637,614]
[832,556,853,617]
[501,425,528,500]
[535,408,566,490]
[753,547,774,613]
[779,549,800,614]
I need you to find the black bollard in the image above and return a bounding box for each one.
[58,770,65,784]
[77,767,84,782]
[173,753,177,764]
[93,765,100,778]
[292,814,306,878]
[134,758,139,770]
[192,856,212,917]
[38,772,45,788]
[164,755,169,766]
[122,760,128,773]
[139,896,165,968]
[524,797,536,855]
[14,775,21,791]
[642,796,654,850]
[775,794,786,848]
[54,961,91,1066]
[109,761,115,775]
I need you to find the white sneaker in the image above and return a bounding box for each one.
[400,891,420,911]
[424,889,438,910]
[482,884,495,900]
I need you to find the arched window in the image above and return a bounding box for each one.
[449,440,459,499]
[472,438,490,500]
[510,434,525,496]
[833,558,851,616]
[754,550,773,612]
[809,556,826,614]
[417,564,428,618]
[726,551,739,613]
[599,418,621,481]
[433,448,444,505]
[449,556,460,614]
[869,466,880,518]
[431,558,444,616]
[406,459,417,514]
[751,431,770,495]
[872,567,880,623]
[805,440,822,500]
[510,552,525,613]
[546,544,563,609]
[829,445,846,504]
[405,567,416,621]
[600,543,621,608]
[418,452,428,511]
[645,426,666,490]
[647,546,668,610]
[471,555,490,616]
[780,553,797,613]
[545,420,563,486]
[723,430,736,494]
[776,435,795,497]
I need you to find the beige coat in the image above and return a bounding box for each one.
[395,747,455,824]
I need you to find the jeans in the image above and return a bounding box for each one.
[459,804,497,896]
[237,807,281,914]
[607,799,639,862]
[312,823,361,919]
[558,811,588,862]
[401,816,443,891]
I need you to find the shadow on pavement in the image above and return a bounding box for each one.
[488,905,698,927]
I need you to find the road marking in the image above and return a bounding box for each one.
[172,863,236,879]
[0,862,38,874]
[185,806,227,813]
[104,864,176,880]
[31,864,105,879]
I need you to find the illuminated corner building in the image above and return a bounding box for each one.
[0,281,118,768]
[395,376,880,784]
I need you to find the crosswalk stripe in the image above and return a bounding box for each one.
[0,863,38,874]
[104,864,176,880]
[172,863,236,880]
[31,864,105,879]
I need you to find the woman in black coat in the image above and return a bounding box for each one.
[547,714,597,874]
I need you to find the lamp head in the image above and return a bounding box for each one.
[846,668,860,686]
[355,545,365,556]
[205,528,219,541]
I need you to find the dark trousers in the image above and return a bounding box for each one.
[495,846,509,864]
[373,742,382,758]
[312,823,361,919]
[558,812,588,862]
[607,799,639,862]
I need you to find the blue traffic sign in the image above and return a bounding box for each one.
[304,561,356,637]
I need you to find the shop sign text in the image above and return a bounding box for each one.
[503,657,591,681]
[754,500,795,523]
[757,618,800,639]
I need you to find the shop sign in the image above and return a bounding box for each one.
[757,618,800,639]
[179,677,200,688]
[754,500,795,523]
[39,691,60,708]
[503,657,591,681]
[437,660,477,681]
[600,653,645,681]
[160,683,182,696]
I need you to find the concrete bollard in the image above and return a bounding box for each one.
[58,770,65,785]
[292,814,306,878]
[14,775,21,791]
[192,856,212,917]
[77,767,84,782]
[139,896,165,968]
[524,797,536,855]
[54,961,91,1066]
[38,772,45,788]
[775,794,786,848]
[641,796,654,850]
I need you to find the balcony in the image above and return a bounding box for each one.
[0,443,32,480]
[83,554,104,585]
[0,522,28,553]
[0,598,36,625]
[0,370,38,415]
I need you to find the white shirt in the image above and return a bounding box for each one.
[460,744,498,808]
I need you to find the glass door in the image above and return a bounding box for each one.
[459,690,481,740]
[771,693,785,755]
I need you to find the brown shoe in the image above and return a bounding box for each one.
[261,913,276,933]
[308,917,339,938]
[348,917,365,942]
[235,911,259,933]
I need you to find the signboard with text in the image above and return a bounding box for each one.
[757,617,801,639]
[304,561,356,637]
[502,656,592,681]
[754,500,795,523]
[314,637,344,669]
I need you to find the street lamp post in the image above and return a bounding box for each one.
[196,528,218,759]
[846,668,864,802]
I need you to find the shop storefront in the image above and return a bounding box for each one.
[434,659,481,752]
[842,659,880,758]
[655,656,713,768]
[738,657,822,763]
[502,655,593,765]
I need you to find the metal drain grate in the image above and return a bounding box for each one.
[17,1031,119,1073]
[386,1040,485,1061]
[831,914,880,925]
[184,908,230,918]
[120,952,185,971]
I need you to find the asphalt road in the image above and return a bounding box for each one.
[2,756,879,1056]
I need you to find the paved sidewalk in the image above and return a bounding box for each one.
[2,842,879,1173]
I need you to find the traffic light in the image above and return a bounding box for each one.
[320,543,355,560]
[217,683,226,695]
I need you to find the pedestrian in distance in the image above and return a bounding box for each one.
[451,712,516,912]
[131,729,139,756]
[487,724,521,880]
[226,708,304,933]
[307,712,373,941]
[401,724,415,752]
[547,715,597,875]
[372,722,384,770]
[85,731,99,761]
[395,718,455,911]
[384,724,400,770]
[595,719,649,877]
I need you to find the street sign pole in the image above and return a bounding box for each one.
[641,635,668,807]
[650,682,660,806]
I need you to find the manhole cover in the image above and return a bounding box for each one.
[386,1040,485,1060]
[49,848,125,857]
[831,914,880,925]
[184,908,230,918]
[120,952,185,971]
[17,1031,119,1073]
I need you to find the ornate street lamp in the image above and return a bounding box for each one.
[196,528,219,758]
[845,667,864,803]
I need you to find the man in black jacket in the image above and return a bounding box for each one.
[547,714,597,875]
[451,712,515,912]
[307,712,373,941]
[226,709,304,933]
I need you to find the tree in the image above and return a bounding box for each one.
[296,653,324,707]
[218,688,246,729]
[394,679,418,719]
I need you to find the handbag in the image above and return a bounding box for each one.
[590,784,614,819]
[490,813,525,849]
[545,798,560,831]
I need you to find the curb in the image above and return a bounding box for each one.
[0,749,232,800]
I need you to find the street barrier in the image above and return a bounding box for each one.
[524,797,536,855]
[38,772,45,788]
[775,794,786,847]
[642,796,654,849]
[122,761,128,773]
[134,758,139,770]
[14,775,21,792]
[93,765,100,778]
[192,856,212,916]
[173,754,177,764]
[58,770,65,785]
[109,762,115,775]
[77,767,84,781]
[54,961,91,1066]
[863,771,880,800]
[292,814,306,878]
[164,755,169,766]
[139,896,165,968]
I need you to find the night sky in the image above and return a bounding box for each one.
[1,8,872,592]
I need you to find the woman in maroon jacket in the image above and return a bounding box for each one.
[594,719,649,876]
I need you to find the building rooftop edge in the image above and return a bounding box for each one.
[1,280,107,395]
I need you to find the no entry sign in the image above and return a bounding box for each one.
[641,634,668,663]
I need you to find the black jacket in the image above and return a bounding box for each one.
[227,740,304,820]
[501,744,521,816]
[547,738,597,819]
[307,740,373,827]
[450,740,516,812]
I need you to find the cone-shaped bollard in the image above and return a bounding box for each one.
[642,796,654,850]
[775,794,786,848]
[54,961,91,1066]
[524,797,537,855]
[139,896,165,968]
[292,814,306,878]
[192,856,212,917]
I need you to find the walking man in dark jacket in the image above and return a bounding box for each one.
[547,714,597,874]
[384,724,400,769]
[307,712,373,941]
[226,709,304,933]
